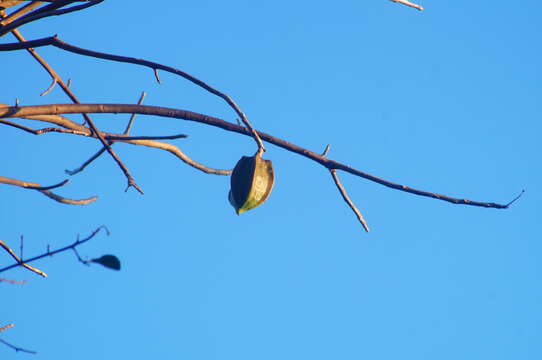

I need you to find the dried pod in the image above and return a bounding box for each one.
[91,254,121,271]
[228,152,275,214]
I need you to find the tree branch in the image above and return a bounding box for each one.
[0,35,265,152]
[0,239,47,277]
[389,0,424,11]
[0,103,519,210]
[4,28,143,194]
[0,0,103,37]
[0,175,98,205]
[0,226,108,275]
[0,324,14,332]
[330,170,370,232]
[0,111,229,175]
[0,338,37,355]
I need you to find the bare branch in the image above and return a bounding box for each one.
[0,338,37,355]
[0,35,265,152]
[65,146,106,175]
[0,1,44,26]
[0,277,27,284]
[330,169,370,232]
[40,78,56,96]
[0,103,517,210]
[0,226,109,275]
[389,0,424,11]
[0,239,47,277]
[7,29,143,194]
[124,91,146,135]
[0,105,230,175]
[0,324,14,332]
[153,68,161,84]
[0,1,103,36]
[0,175,98,205]
[23,178,69,190]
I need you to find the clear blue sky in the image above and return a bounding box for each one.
[1,1,541,359]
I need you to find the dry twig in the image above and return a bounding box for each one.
[389,0,424,11]
[0,324,14,332]
[0,339,36,355]
[0,175,98,205]
[0,239,47,277]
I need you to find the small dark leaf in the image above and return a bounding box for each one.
[91,254,121,271]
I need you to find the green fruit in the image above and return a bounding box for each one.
[229,152,275,214]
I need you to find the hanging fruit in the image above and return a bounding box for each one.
[228,152,275,214]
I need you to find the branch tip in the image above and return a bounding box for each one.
[505,189,525,208]
[322,144,331,157]
[40,78,57,96]
[330,169,370,233]
[153,68,162,84]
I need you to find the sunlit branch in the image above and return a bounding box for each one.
[0,103,518,210]
[389,0,424,11]
[0,239,47,277]
[0,0,103,37]
[6,27,142,194]
[0,34,265,152]
[0,324,14,332]
[0,175,98,205]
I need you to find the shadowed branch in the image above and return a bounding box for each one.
[0,226,109,275]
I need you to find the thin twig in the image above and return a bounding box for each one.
[0,239,47,277]
[330,169,370,232]
[0,226,108,274]
[322,144,331,157]
[124,91,146,134]
[505,189,525,207]
[153,68,161,84]
[72,246,89,266]
[19,235,23,258]
[0,278,28,285]
[65,146,107,175]
[0,339,37,355]
[23,178,69,190]
[0,119,88,135]
[0,175,98,205]
[389,0,424,11]
[40,78,56,96]
[0,324,14,332]
[0,103,519,210]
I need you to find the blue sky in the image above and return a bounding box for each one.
[1,1,541,359]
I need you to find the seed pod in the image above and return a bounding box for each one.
[228,152,275,214]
